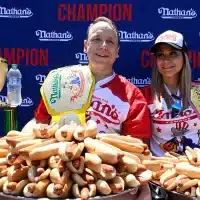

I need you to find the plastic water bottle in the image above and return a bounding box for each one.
[7,64,22,107]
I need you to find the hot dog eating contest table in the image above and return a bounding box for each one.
[1,66,200,200]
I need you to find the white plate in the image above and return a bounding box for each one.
[0,187,139,200]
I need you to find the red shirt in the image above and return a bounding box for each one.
[35,73,151,139]
[141,85,200,156]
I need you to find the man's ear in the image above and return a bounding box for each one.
[84,40,88,53]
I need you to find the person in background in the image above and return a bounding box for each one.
[141,30,200,157]
[34,17,152,200]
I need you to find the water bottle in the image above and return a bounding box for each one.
[7,64,22,107]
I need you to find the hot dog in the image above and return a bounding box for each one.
[6,136,35,148]
[142,160,162,172]
[7,164,29,182]
[129,152,152,162]
[59,142,84,162]
[72,173,87,187]
[185,146,198,165]
[14,139,46,154]
[84,120,97,139]
[135,169,153,184]
[122,151,141,164]
[108,176,125,194]
[162,163,175,170]
[33,122,58,139]
[118,156,138,174]
[7,130,33,137]
[50,168,70,185]
[163,177,177,191]
[124,174,140,188]
[0,141,9,149]
[29,142,62,161]
[0,177,7,191]
[3,179,29,195]
[7,153,26,166]
[73,124,86,141]
[72,183,96,199]
[46,180,73,199]
[6,153,18,165]
[82,171,97,184]
[98,134,143,144]
[28,166,50,183]
[99,137,144,153]
[84,153,102,173]
[55,123,75,142]
[159,168,177,186]
[179,179,198,192]
[0,149,9,158]
[96,180,112,195]
[66,156,85,174]
[175,175,188,186]
[98,164,116,181]
[176,162,200,179]
[152,169,167,181]
[0,157,8,166]
[48,155,65,170]
[0,166,8,178]
[84,168,98,184]
[84,138,124,165]
[19,138,57,157]
[194,148,200,165]
[23,179,50,197]
[151,156,178,163]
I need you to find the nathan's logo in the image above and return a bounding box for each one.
[0,95,7,104]
[152,108,196,120]
[0,95,33,107]
[50,73,61,104]
[127,77,151,87]
[20,97,34,107]
[158,7,197,19]
[89,97,120,125]
[35,30,73,41]
[35,74,46,85]
[119,31,154,42]
[75,53,88,64]
[0,6,33,18]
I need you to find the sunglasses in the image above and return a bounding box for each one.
[171,94,182,118]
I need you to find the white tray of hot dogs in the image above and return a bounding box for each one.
[0,187,138,200]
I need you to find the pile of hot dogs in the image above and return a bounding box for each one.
[146,147,200,198]
[0,120,153,199]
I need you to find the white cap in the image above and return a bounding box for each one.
[150,30,188,53]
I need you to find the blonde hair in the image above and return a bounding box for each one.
[151,52,191,110]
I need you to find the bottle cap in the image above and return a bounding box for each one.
[11,64,18,69]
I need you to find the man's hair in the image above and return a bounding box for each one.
[86,16,119,46]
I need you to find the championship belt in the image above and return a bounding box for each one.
[191,82,200,118]
[40,65,95,126]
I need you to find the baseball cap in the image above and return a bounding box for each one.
[150,30,188,53]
